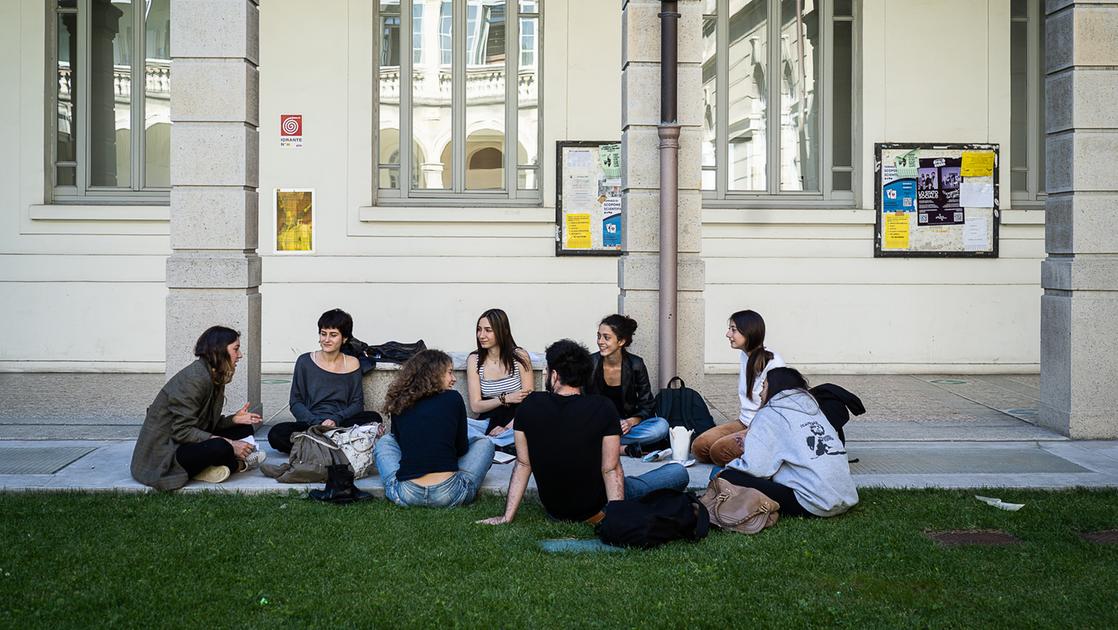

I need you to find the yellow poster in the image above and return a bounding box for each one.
[884,212,910,250]
[565,213,592,249]
[960,151,995,177]
[275,189,314,253]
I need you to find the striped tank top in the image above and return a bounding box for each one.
[479,359,523,398]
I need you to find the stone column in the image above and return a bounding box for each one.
[166,0,261,407]
[1040,1,1118,438]
[619,0,705,389]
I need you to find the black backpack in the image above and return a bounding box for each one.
[596,489,710,549]
[653,377,716,435]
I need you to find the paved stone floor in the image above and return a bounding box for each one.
[1,372,1116,492]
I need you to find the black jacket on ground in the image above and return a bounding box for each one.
[588,350,656,421]
[809,383,866,444]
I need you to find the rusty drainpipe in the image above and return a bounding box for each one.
[658,1,680,388]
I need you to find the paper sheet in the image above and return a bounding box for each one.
[565,213,592,249]
[960,181,994,208]
[884,212,910,249]
[895,149,919,180]
[963,215,988,251]
[961,151,995,177]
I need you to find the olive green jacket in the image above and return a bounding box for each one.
[130,359,235,490]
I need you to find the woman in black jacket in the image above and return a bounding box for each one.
[587,314,669,457]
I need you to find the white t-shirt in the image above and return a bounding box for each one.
[738,348,785,426]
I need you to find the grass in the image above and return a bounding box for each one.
[1,489,1116,628]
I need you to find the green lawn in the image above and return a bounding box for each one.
[1,489,1116,628]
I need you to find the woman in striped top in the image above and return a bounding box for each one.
[465,308,535,451]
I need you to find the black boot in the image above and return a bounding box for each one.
[309,464,373,504]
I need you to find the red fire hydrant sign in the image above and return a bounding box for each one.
[280,114,303,149]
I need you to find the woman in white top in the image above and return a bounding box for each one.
[465,308,535,451]
[691,309,784,465]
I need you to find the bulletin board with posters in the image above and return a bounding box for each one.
[874,143,1000,258]
[555,141,623,256]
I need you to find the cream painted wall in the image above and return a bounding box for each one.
[702,0,1044,373]
[0,1,168,371]
[255,0,623,370]
[0,0,1045,375]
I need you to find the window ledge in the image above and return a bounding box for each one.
[358,205,554,223]
[1001,209,1045,225]
[29,204,169,222]
[702,208,876,225]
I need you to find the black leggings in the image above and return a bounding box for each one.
[717,468,816,518]
[175,424,255,478]
[267,410,383,453]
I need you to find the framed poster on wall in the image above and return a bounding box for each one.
[555,141,623,256]
[874,143,1000,258]
[274,188,315,254]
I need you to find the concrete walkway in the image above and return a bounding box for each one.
[2,372,1117,493]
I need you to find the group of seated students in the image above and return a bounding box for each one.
[130,306,857,522]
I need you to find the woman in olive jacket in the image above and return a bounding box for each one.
[130,326,263,490]
[587,314,669,456]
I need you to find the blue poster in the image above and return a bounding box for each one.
[602,213,622,248]
[883,179,917,212]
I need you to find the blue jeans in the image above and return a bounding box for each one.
[374,434,495,507]
[620,416,669,447]
[623,462,690,499]
[467,418,515,448]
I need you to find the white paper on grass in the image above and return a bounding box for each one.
[963,215,988,251]
[960,181,994,208]
[975,495,1025,511]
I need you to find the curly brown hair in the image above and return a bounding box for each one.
[383,349,453,417]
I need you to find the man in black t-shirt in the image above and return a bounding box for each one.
[478,339,689,524]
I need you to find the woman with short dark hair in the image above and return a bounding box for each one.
[130,326,264,489]
[267,308,381,453]
[586,314,668,457]
[374,349,495,507]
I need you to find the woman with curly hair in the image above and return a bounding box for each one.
[373,349,495,507]
[131,326,264,490]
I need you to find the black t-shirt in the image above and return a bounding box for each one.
[592,369,626,418]
[391,390,468,482]
[516,391,622,521]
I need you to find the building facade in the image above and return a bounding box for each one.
[2,1,1115,435]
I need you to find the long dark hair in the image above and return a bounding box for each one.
[731,310,773,397]
[384,349,453,416]
[194,326,240,385]
[473,308,529,375]
[762,367,809,405]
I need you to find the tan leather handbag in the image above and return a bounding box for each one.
[699,476,780,534]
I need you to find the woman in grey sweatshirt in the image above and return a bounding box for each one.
[719,367,859,518]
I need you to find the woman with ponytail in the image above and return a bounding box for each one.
[691,310,785,465]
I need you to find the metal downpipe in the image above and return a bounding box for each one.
[658,1,680,388]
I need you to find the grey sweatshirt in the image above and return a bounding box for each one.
[726,390,859,517]
[289,353,365,424]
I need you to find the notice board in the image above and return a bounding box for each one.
[555,141,622,256]
[874,143,1000,258]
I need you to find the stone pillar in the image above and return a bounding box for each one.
[619,0,705,389]
[167,0,261,407]
[1040,1,1118,438]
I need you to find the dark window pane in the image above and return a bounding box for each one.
[832,21,852,169]
[834,0,853,17]
[57,166,76,186]
[89,0,133,187]
[832,170,851,191]
[144,0,171,188]
[57,12,78,165]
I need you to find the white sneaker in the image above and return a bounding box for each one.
[242,449,267,471]
[193,465,231,483]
